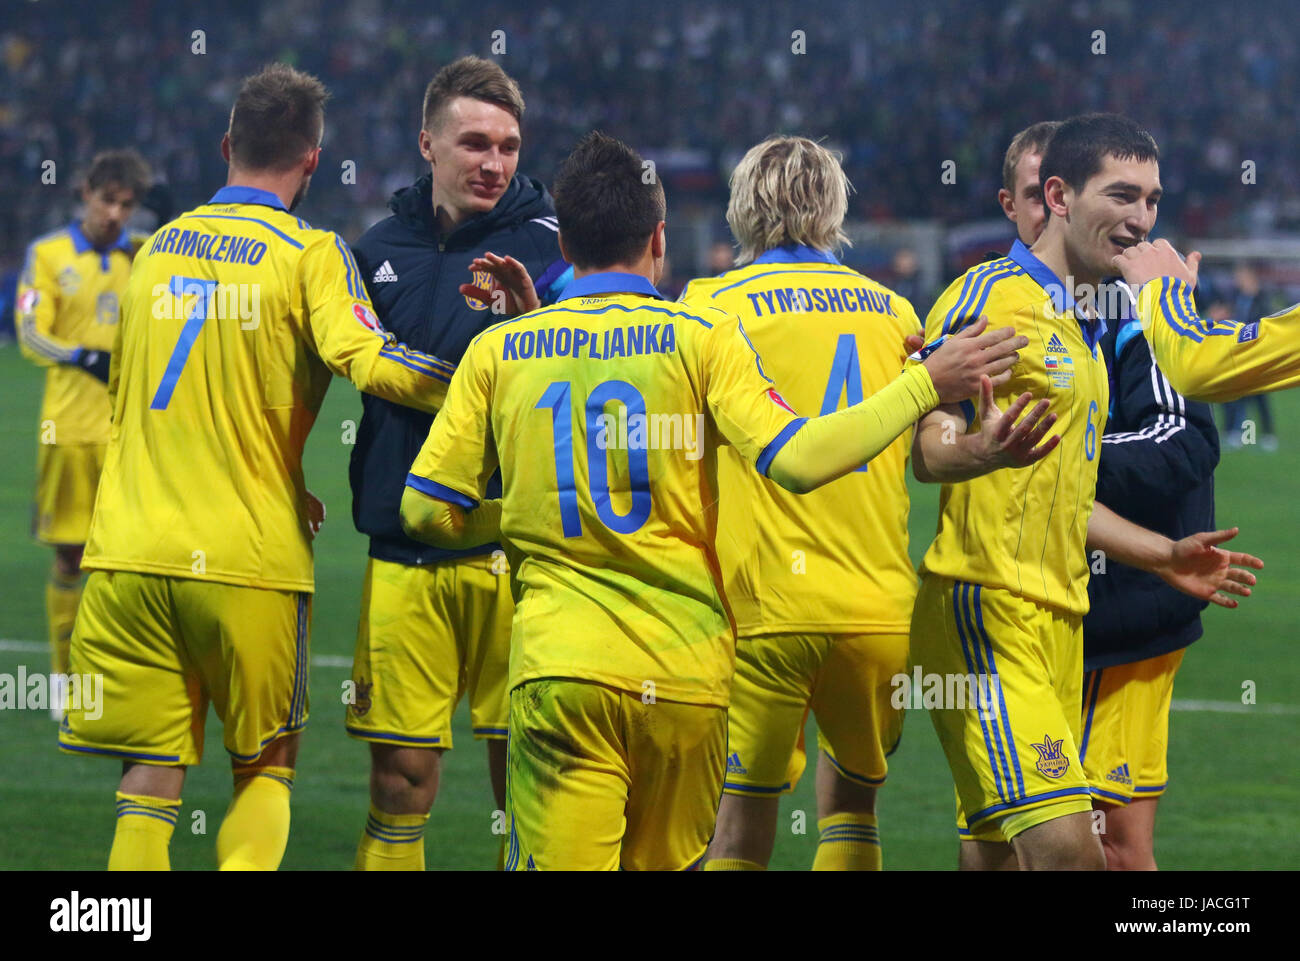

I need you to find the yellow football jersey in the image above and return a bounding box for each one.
[407,272,803,708]
[679,247,922,634]
[15,223,146,445]
[914,240,1109,616]
[1137,276,1300,403]
[84,185,455,593]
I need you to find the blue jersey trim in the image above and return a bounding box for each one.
[209,185,289,211]
[821,749,887,786]
[971,583,1025,798]
[967,786,1094,826]
[180,213,304,249]
[59,741,182,763]
[756,417,807,477]
[722,781,791,795]
[953,581,1009,804]
[406,473,479,509]
[558,271,663,301]
[752,244,840,265]
[1088,786,1131,804]
[379,346,453,382]
[68,220,132,256]
[346,725,444,745]
[1008,239,1106,350]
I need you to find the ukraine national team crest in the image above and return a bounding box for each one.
[1032,733,1070,779]
[464,268,492,311]
[350,677,373,718]
[57,266,81,295]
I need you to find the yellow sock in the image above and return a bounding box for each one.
[703,858,766,871]
[355,805,429,871]
[46,569,82,676]
[109,792,180,871]
[217,765,294,871]
[812,812,882,870]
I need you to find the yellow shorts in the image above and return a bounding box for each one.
[346,554,512,749]
[33,443,105,545]
[1081,648,1185,804]
[504,679,727,871]
[910,575,1093,842]
[722,632,908,796]
[59,570,310,767]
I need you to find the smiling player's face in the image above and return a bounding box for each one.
[422,96,521,226]
[1065,154,1161,280]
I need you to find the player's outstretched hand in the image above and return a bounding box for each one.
[1154,527,1264,609]
[972,375,1059,470]
[922,316,1029,402]
[306,490,326,539]
[459,252,540,318]
[1111,238,1202,291]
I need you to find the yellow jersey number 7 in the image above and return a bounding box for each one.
[151,275,217,410]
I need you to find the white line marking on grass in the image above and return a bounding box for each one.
[1171,698,1300,715]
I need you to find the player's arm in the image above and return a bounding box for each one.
[15,243,111,381]
[704,314,1026,494]
[1116,239,1300,402]
[1095,327,1219,502]
[399,343,501,550]
[1086,501,1262,609]
[911,376,1059,483]
[302,233,457,413]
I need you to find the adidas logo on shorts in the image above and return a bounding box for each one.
[1106,763,1133,787]
[726,751,747,775]
[372,260,398,283]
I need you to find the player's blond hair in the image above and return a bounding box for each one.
[726,136,852,266]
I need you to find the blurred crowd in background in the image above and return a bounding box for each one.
[0,0,1294,441]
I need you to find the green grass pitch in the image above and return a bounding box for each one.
[0,340,1295,869]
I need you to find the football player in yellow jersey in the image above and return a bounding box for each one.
[910,113,1261,870]
[16,149,151,722]
[398,131,1029,870]
[1112,237,1300,402]
[59,64,457,871]
[998,120,1225,873]
[677,136,934,871]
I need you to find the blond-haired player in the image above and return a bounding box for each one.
[16,149,151,721]
[678,136,1036,870]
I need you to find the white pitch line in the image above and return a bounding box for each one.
[2,640,1296,713]
[1171,698,1300,715]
